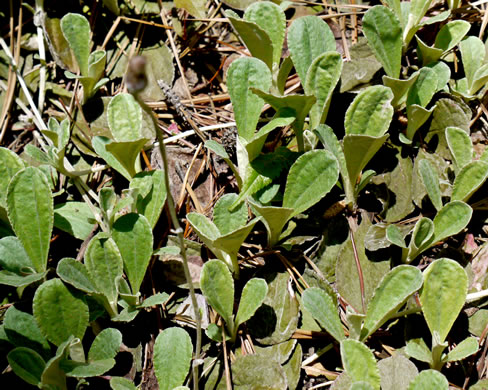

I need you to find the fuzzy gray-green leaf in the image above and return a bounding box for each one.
[0,147,25,209]
[33,279,88,346]
[108,93,142,142]
[85,233,123,307]
[283,150,339,217]
[200,259,234,325]
[61,13,90,75]
[434,20,470,52]
[227,57,272,141]
[88,328,122,361]
[451,161,488,202]
[7,167,53,273]
[287,15,336,85]
[363,6,402,79]
[407,370,448,390]
[112,213,153,294]
[56,257,97,293]
[244,2,286,67]
[345,85,394,137]
[420,258,468,342]
[154,327,193,390]
[446,126,473,170]
[235,278,268,327]
[7,347,45,386]
[302,287,345,342]
[445,337,478,362]
[419,159,442,211]
[213,193,248,235]
[378,354,418,390]
[361,266,423,340]
[305,51,343,128]
[341,339,380,389]
[433,201,472,243]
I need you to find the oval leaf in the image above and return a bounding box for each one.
[227,57,272,140]
[433,201,472,243]
[60,13,90,75]
[200,259,234,325]
[446,126,473,170]
[363,5,402,79]
[33,279,89,346]
[112,213,153,294]
[88,328,122,361]
[107,93,143,142]
[451,161,488,202]
[302,287,345,342]
[154,327,193,390]
[283,150,339,217]
[7,167,53,273]
[407,369,448,390]
[235,278,268,328]
[0,147,24,209]
[418,159,442,211]
[361,266,423,340]
[213,193,248,235]
[7,347,45,386]
[420,258,468,342]
[341,339,380,389]
[345,85,394,137]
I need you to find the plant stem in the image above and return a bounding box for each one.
[136,95,202,390]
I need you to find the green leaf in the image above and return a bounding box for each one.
[88,328,122,361]
[416,36,444,66]
[0,270,46,288]
[154,327,192,390]
[350,382,375,390]
[382,73,419,108]
[244,2,286,67]
[175,0,206,18]
[248,198,294,246]
[446,126,473,170]
[444,337,478,362]
[345,85,393,137]
[7,167,53,273]
[407,370,448,390]
[282,342,302,390]
[404,104,434,143]
[302,287,345,342]
[92,136,132,181]
[85,233,124,310]
[61,359,116,377]
[419,159,443,211]
[187,213,221,242]
[460,36,485,90]
[403,0,435,47]
[226,10,274,69]
[434,20,471,52]
[386,225,407,248]
[470,63,488,95]
[251,89,316,151]
[4,306,50,359]
[227,57,271,140]
[433,201,472,243]
[54,202,97,241]
[378,354,418,390]
[33,279,89,346]
[57,257,97,294]
[105,138,148,178]
[406,67,438,108]
[343,134,388,194]
[110,377,137,390]
[7,347,45,386]
[283,150,339,217]
[426,61,451,92]
[336,218,390,312]
[363,6,402,79]
[405,217,434,262]
[108,93,143,142]
[248,272,299,345]
[213,193,248,235]
[235,278,268,327]
[232,354,288,389]
[305,51,343,128]
[288,15,336,85]
[60,13,90,75]
[420,258,468,342]
[361,266,423,340]
[0,147,25,209]
[41,337,71,390]
[129,170,167,229]
[405,338,432,364]
[451,161,488,202]
[0,236,34,273]
[341,339,380,389]
[200,259,234,326]
[112,213,153,294]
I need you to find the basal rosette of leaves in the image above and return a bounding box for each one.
[2,0,488,389]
